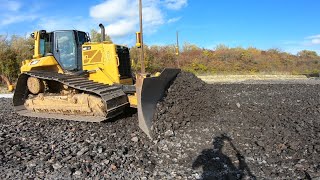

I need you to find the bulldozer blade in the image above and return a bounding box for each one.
[136,68,181,139]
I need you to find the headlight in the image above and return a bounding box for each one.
[30,60,40,65]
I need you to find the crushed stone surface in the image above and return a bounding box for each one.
[0,72,319,179]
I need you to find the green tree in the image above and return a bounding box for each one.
[10,35,34,62]
[183,42,200,52]
[297,50,318,59]
[0,35,19,80]
[215,44,229,51]
[0,35,34,80]
[90,29,112,42]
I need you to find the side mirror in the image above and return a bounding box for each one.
[86,32,91,42]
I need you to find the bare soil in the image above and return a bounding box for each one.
[0,86,8,93]
[0,72,319,179]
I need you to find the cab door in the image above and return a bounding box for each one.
[53,31,77,71]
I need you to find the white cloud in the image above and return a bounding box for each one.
[90,0,137,22]
[37,17,96,32]
[0,0,187,46]
[89,0,164,37]
[163,0,187,10]
[283,34,320,48]
[305,34,320,45]
[0,0,21,11]
[281,35,320,55]
[311,39,320,45]
[105,19,137,37]
[283,46,320,55]
[143,6,164,28]
[168,17,181,23]
[89,0,187,39]
[306,34,320,39]
[0,15,37,26]
[0,1,39,27]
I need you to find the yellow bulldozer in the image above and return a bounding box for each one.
[12,24,180,138]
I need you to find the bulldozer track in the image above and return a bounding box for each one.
[13,71,129,122]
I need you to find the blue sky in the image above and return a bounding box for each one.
[0,0,319,54]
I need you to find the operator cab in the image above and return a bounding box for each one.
[32,30,90,72]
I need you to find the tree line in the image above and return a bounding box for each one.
[1,31,320,82]
[131,43,320,75]
[0,35,34,81]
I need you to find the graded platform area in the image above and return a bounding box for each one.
[0,72,319,179]
[197,74,318,84]
[0,94,13,98]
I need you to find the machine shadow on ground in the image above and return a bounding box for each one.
[192,134,256,180]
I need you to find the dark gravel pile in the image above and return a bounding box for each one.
[0,102,154,179]
[152,72,214,138]
[152,72,320,179]
[1,72,319,179]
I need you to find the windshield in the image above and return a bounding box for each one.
[55,31,77,71]
[39,32,53,56]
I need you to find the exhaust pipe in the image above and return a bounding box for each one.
[99,23,105,42]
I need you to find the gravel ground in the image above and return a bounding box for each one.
[0,72,319,179]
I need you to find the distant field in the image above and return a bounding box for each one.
[197,74,308,84]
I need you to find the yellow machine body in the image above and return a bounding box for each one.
[14,27,180,139]
[81,42,133,85]
[19,33,137,108]
[21,33,133,85]
[21,31,64,74]
[21,56,64,73]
